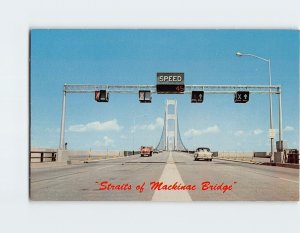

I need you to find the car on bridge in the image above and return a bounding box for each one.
[140,146,153,157]
[194,147,213,161]
[153,149,160,154]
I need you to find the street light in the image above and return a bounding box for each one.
[236,51,274,162]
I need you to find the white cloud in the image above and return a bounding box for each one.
[184,129,199,137]
[69,119,122,132]
[156,117,164,126]
[184,125,220,138]
[134,117,164,132]
[253,129,263,135]
[234,130,244,136]
[103,136,114,146]
[94,136,114,147]
[284,126,294,132]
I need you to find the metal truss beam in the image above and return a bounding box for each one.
[64,84,280,95]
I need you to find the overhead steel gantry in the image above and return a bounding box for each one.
[59,84,283,152]
[64,84,280,94]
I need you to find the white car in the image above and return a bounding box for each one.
[194,147,213,161]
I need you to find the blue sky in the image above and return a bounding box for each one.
[30,29,299,151]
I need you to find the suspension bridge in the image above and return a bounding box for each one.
[29,82,300,201]
[155,99,187,151]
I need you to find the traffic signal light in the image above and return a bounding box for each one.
[139,90,152,103]
[95,90,109,102]
[191,91,204,103]
[234,91,249,103]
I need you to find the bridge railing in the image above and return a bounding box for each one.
[30,148,57,163]
[216,152,254,161]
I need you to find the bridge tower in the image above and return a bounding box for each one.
[156,99,187,151]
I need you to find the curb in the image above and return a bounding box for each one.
[215,158,299,169]
[30,161,68,168]
[83,156,125,163]
[215,158,261,164]
[261,162,300,169]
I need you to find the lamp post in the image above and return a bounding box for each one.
[236,52,274,162]
[132,114,148,155]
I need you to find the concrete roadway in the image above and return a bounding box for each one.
[30,151,299,201]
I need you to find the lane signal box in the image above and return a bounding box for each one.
[139,90,152,103]
[191,91,204,103]
[95,90,109,102]
[234,91,249,103]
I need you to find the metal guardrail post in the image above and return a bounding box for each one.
[52,153,56,161]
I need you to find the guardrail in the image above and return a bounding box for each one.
[30,150,57,163]
[124,151,139,156]
[31,149,140,163]
[254,152,271,158]
[216,152,254,161]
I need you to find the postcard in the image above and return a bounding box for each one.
[29,29,299,201]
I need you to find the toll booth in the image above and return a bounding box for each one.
[284,149,299,164]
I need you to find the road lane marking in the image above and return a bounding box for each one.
[242,169,299,184]
[279,177,299,183]
[152,151,192,202]
[97,165,116,170]
[218,160,299,184]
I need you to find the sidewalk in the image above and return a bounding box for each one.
[215,158,262,164]
[215,158,299,169]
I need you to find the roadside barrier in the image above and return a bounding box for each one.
[217,152,254,161]
[30,149,57,163]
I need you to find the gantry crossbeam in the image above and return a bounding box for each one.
[64,84,280,95]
